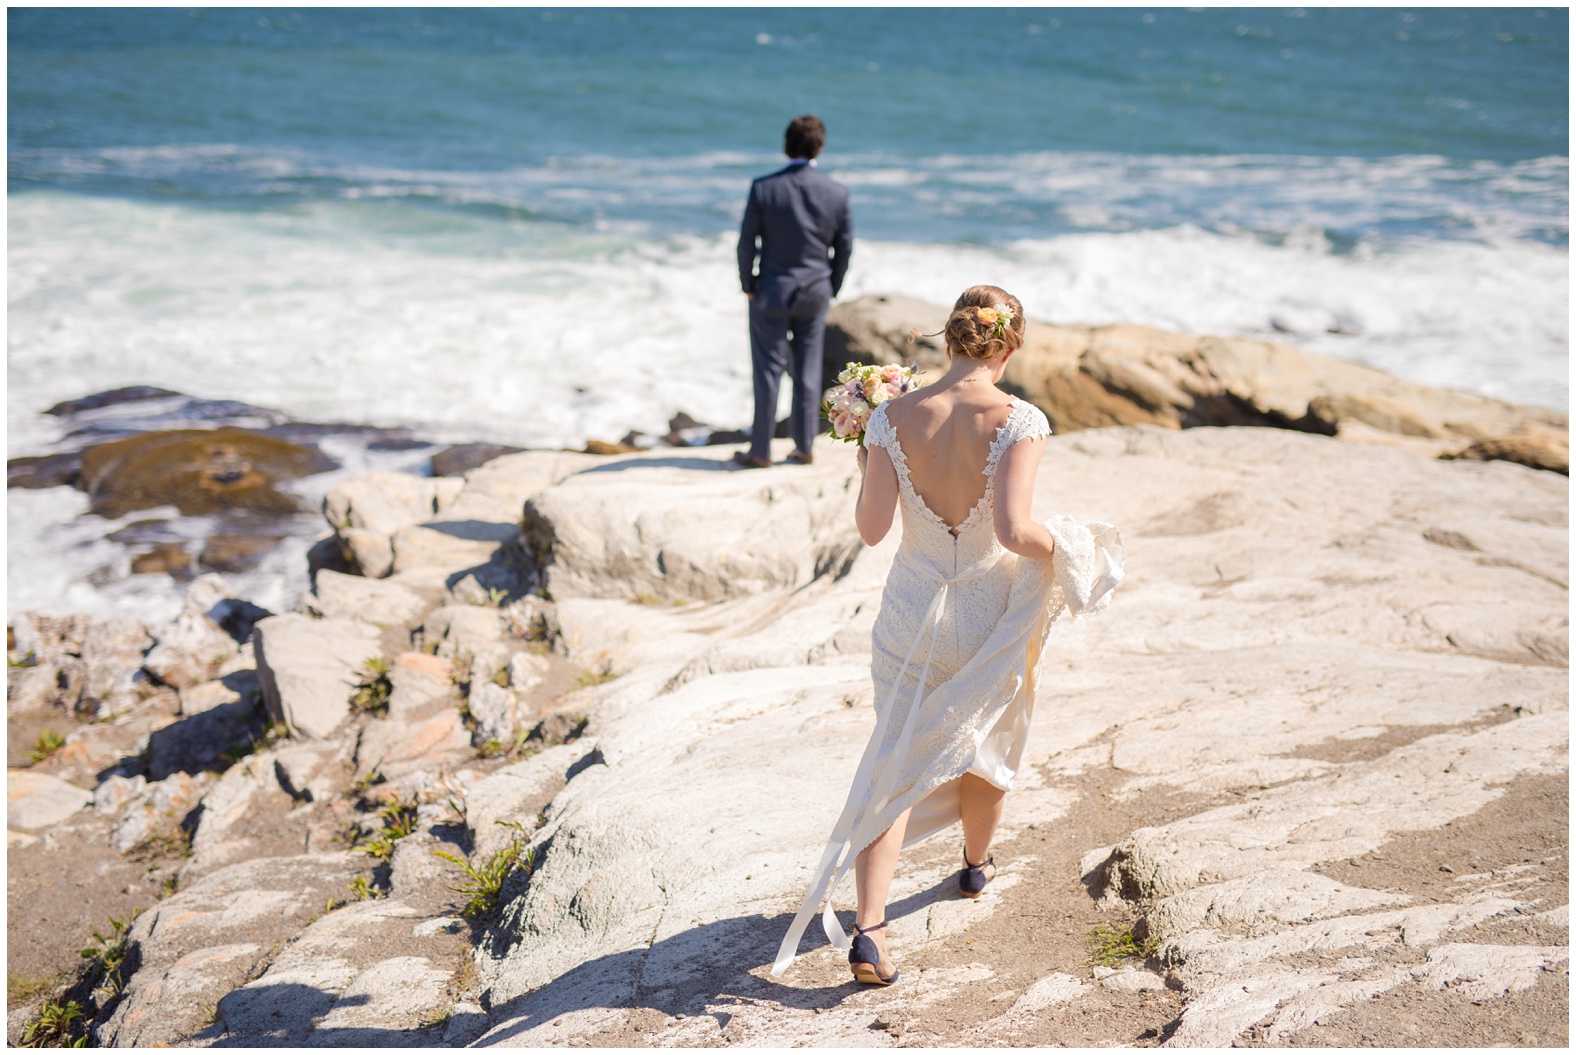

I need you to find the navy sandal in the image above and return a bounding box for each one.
[849,920,899,985]
[960,851,995,899]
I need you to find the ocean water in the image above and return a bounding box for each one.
[7,7,1569,620]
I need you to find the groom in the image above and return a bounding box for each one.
[734,114,854,468]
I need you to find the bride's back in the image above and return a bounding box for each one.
[884,384,1016,530]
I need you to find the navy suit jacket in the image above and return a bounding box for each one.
[737,162,854,313]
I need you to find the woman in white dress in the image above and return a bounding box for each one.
[772,285,1123,985]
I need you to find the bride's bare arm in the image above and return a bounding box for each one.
[855,444,899,546]
[993,438,1056,560]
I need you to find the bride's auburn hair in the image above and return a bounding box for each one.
[942,285,1026,361]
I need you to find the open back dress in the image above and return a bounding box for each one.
[772,396,1124,978]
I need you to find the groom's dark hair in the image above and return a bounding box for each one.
[784,115,826,160]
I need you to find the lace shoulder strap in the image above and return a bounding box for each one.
[863,401,896,451]
[984,399,1052,475]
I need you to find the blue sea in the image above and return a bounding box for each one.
[6,7,1570,617]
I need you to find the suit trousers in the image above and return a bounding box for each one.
[748,291,828,460]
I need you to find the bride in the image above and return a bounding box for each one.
[772,285,1122,985]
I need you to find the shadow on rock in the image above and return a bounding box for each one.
[481,873,959,1043]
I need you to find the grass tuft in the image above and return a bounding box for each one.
[574,664,618,688]
[27,730,67,766]
[348,874,384,901]
[349,657,392,716]
[19,997,86,1047]
[432,825,535,921]
[359,796,419,861]
[1087,923,1158,968]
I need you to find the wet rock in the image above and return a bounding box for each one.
[308,570,432,628]
[131,542,195,580]
[105,518,183,545]
[7,449,84,489]
[432,442,525,477]
[252,614,382,740]
[7,770,94,829]
[199,532,286,573]
[584,439,642,455]
[46,385,182,417]
[78,427,337,519]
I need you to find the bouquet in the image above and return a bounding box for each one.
[821,362,923,445]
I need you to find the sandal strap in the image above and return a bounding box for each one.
[964,851,995,870]
[851,920,888,935]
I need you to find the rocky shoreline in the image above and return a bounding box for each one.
[7,305,1569,1047]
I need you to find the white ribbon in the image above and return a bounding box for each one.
[771,547,1001,978]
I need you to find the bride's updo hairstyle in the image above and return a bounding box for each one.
[941,285,1026,361]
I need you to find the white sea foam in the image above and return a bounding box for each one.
[6,190,1567,624]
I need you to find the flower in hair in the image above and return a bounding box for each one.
[975,304,1014,338]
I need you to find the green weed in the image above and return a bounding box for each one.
[348,875,384,901]
[27,730,67,766]
[131,823,193,861]
[358,796,419,861]
[79,910,141,1003]
[432,827,535,921]
[19,998,86,1047]
[349,657,392,716]
[1087,923,1158,968]
[574,664,618,688]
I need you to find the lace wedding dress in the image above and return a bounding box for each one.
[772,397,1124,978]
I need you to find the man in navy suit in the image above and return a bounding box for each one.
[735,114,854,468]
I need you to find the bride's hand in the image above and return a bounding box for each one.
[856,444,869,473]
